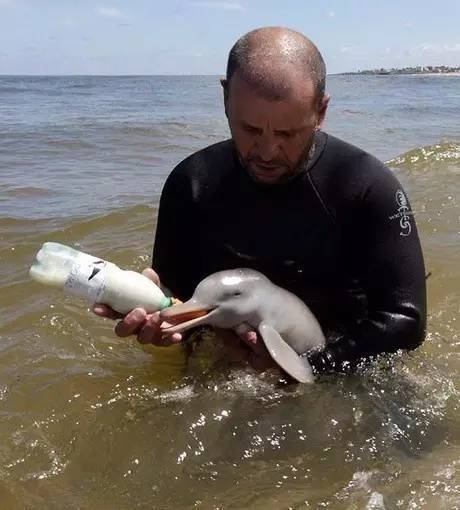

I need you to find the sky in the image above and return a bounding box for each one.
[0,0,459,75]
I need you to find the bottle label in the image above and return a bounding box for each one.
[63,255,108,303]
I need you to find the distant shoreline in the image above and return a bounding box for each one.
[338,72,460,77]
[338,66,460,76]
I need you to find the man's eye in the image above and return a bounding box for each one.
[276,131,293,139]
[244,126,260,134]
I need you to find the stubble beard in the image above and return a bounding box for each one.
[237,133,317,185]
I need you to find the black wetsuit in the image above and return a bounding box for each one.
[152,131,427,371]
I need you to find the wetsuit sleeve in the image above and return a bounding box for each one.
[309,166,427,372]
[152,167,198,301]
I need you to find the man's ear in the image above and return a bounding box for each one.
[220,77,229,118]
[316,93,330,129]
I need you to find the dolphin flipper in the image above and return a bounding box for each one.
[258,322,314,383]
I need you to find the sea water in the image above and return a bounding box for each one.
[0,75,459,508]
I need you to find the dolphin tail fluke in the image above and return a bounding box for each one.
[258,322,314,383]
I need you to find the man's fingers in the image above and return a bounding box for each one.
[141,267,161,286]
[94,294,182,346]
[235,322,264,352]
[234,324,278,370]
[92,303,124,320]
[136,312,162,344]
[114,308,147,337]
[244,331,259,345]
[136,313,183,345]
[169,332,183,344]
[234,322,256,340]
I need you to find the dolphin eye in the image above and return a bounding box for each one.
[233,291,242,297]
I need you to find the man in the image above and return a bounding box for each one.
[94,27,426,373]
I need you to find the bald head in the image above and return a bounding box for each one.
[225,27,326,103]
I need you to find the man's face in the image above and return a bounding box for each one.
[224,71,328,184]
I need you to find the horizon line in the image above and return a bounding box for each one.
[1,66,458,78]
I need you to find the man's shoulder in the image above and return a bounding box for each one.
[311,132,400,218]
[162,139,238,201]
[172,139,236,178]
[315,132,393,188]
[322,133,386,172]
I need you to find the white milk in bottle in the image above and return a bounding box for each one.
[30,242,172,314]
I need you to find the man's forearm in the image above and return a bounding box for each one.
[308,308,426,373]
[307,336,361,372]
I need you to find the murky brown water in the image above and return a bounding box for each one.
[1,141,459,508]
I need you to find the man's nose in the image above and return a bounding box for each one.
[256,133,279,161]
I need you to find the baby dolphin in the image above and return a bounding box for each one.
[160,269,325,383]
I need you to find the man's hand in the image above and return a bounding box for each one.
[233,323,278,370]
[92,267,183,346]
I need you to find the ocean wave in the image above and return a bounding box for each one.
[4,120,221,142]
[58,203,155,232]
[0,203,156,242]
[0,203,157,290]
[386,141,460,171]
[0,86,31,94]
[0,87,66,96]
[0,203,154,228]
[4,186,57,198]
[43,137,97,150]
[341,109,367,116]
[0,216,50,231]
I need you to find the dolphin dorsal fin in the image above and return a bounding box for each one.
[258,322,314,383]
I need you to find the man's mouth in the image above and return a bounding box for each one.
[249,163,286,183]
[253,162,282,171]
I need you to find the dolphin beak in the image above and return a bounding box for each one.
[160,300,216,334]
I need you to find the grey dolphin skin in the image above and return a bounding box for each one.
[160,269,326,383]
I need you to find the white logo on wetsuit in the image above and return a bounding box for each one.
[388,189,412,237]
